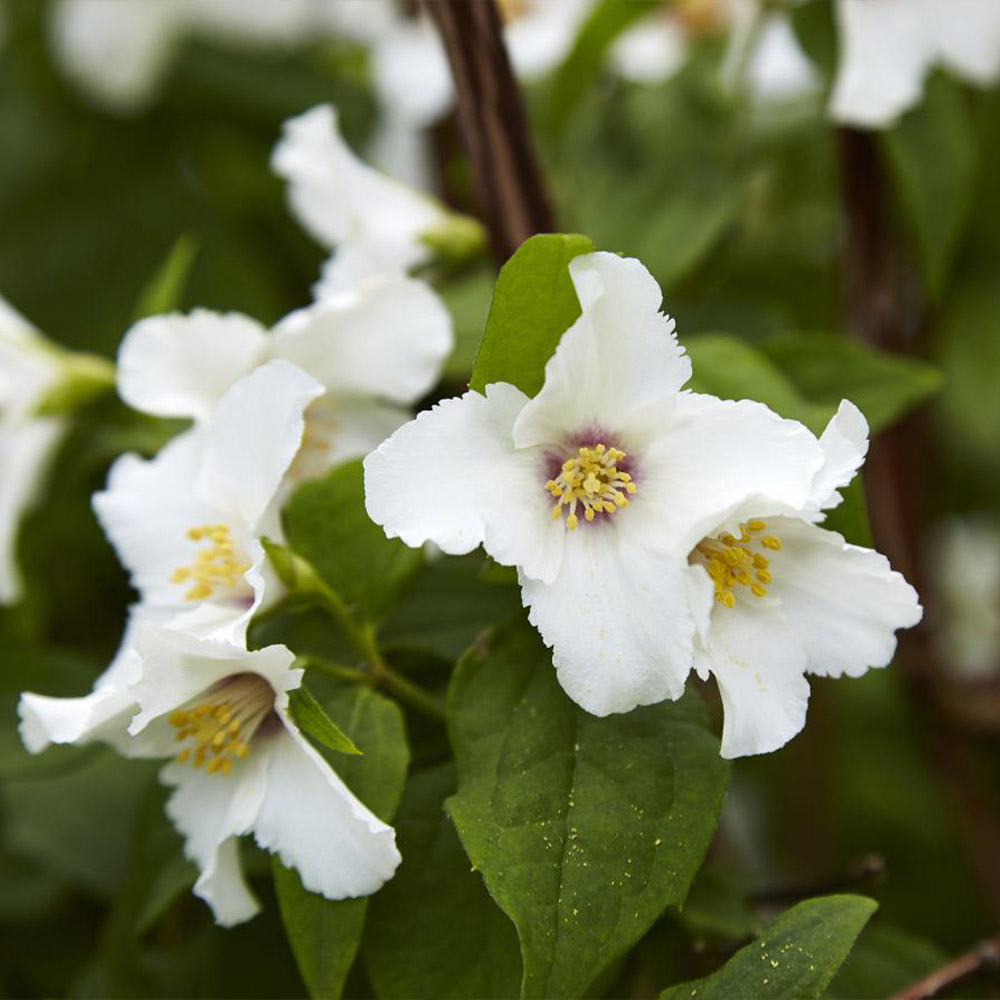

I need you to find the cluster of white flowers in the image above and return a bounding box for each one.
[17,106,455,927]
[365,251,922,758]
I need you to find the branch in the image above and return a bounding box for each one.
[890,933,1000,1000]
[422,0,555,265]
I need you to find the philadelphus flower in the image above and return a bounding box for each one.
[48,0,381,114]
[116,273,452,484]
[366,252,827,716]
[272,104,480,298]
[688,401,922,757]
[611,0,817,103]
[830,0,1000,128]
[94,359,324,645]
[23,624,400,927]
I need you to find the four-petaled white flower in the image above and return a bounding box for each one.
[686,401,922,757]
[116,273,452,487]
[94,359,324,645]
[365,252,826,716]
[23,623,400,927]
[273,104,473,298]
[830,0,1000,128]
[0,296,69,604]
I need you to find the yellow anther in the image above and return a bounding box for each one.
[691,520,782,609]
[547,442,636,531]
[172,523,250,602]
[169,674,273,777]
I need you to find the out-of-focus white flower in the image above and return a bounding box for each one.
[0,296,113,603]
[612,0,817,103]
[94,360,324,645]
[365,252,824,716]
[48,0,387,114]
[116,274,452,482]
[22,623,401,927]
[272,103,480,296]
[830,0,1000,128]
[932,516,1000,678]
[688,401,922,758]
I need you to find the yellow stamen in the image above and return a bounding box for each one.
[691,520,782,608]
[171,524,250,602]
[545,443,636,531]
[169,673,273,776]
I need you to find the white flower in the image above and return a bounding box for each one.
[116,274,452,483]
[22,622,401,927]
[272,104,463,297]
[94,359,324,645]
[126,624,400,926]
[611,0,817,103]
[687,401,922,758]
[932,516,1000,678]
[830,0,1000,128]
[0,296,67,604]
[365,252,825,716]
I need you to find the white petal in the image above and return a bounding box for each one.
[162,755,269,926]
[128,625,299,739]
[0,419,64,604]
[505,0,593,81]
[521,524,696,715]
[197,359,324,530]
[746,12,818,103]
[371,20,454,128]
[271,275,453,406]
[367,119,438,193]
[117,311,267,422]
[48,0,184,113]
[513,252,691,449]
[364,384,565,583]
[932,0,1000,85]
[253,718,400,900]
[696,602,811,758]
[610,18,687,84]
[636,393,824,558]
[769,517,922,678]
[189,0,311,47]
[807,399,869,514]
[271,103,444,272]
[829,0,933,128]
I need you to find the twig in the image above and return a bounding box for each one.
[890,933,1000,1000]
[838,127,1000,919]
[422,0,555,264]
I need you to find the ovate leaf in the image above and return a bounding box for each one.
[282,460,422,623]
[469,233,594,397]
[273,685,409,1000]
[660,895,877,1000]
[364,764,522,1000]
[447,623,729,999]
[288,686,362,756]
[132,234,200,320]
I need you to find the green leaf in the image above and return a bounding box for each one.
[760,333,943,432]
[882,72,977,300]
[660,895,878,1000]
[446,622,730,999]
[132,234,200,320]
[685,333,832,432]
[273,684,409,1000]
[364,764,522,1000]
[468,233,594,397]
[544,0,651,139]
[824,924,948,1000]
[288,686,362,757]
[282,460,422,623]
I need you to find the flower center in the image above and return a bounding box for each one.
[170,524,250,602]
[545,443,636,530]
[691,519,782,609]
[169,673,274,776]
